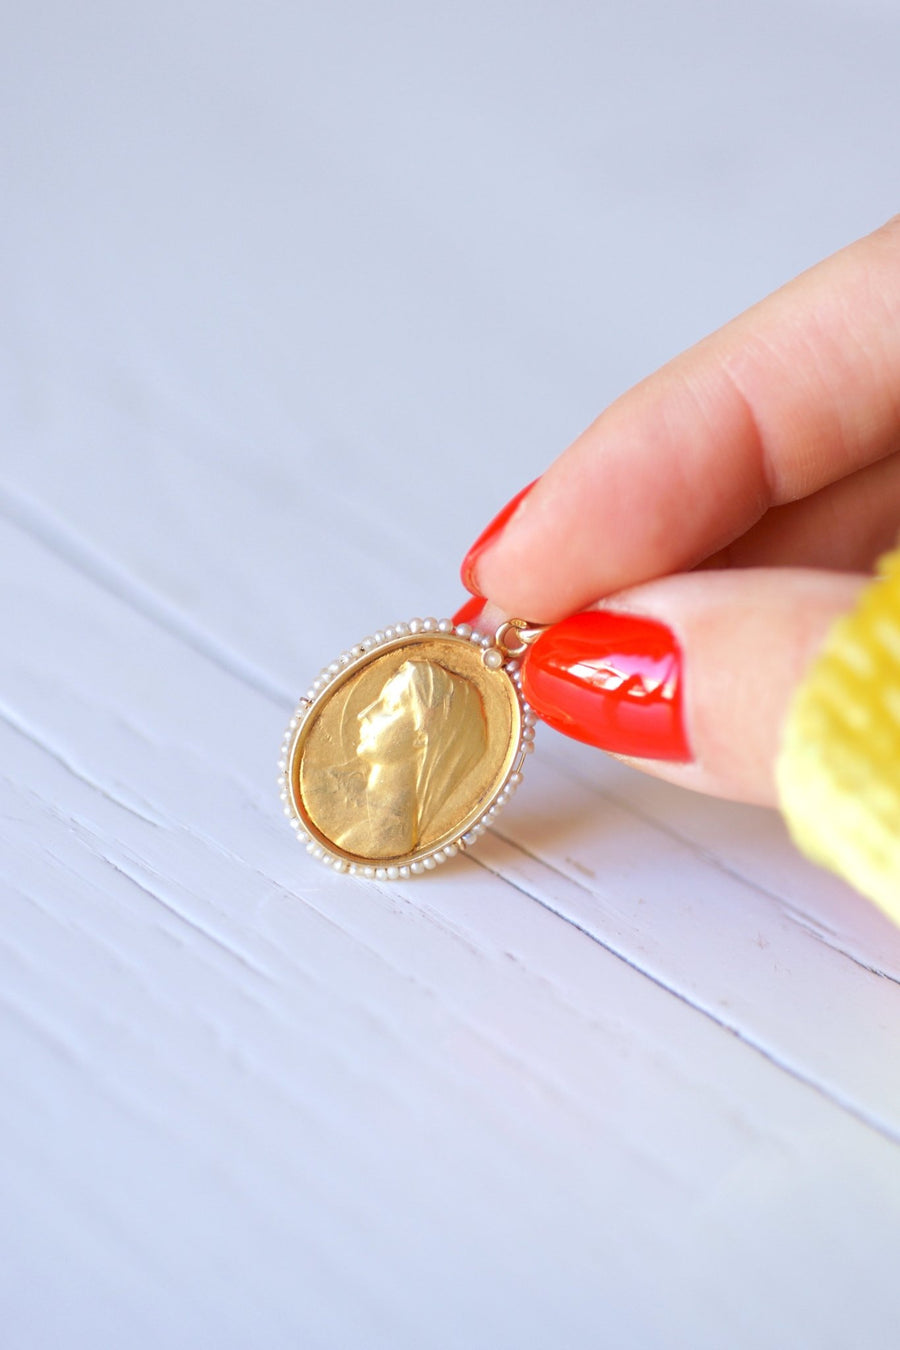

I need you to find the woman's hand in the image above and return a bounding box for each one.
[457,217,900,806]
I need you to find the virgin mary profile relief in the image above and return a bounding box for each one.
[302,658,489,859]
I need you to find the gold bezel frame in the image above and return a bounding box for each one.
[278,617,535,878]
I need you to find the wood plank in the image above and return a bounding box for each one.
[2,492,900,1347]
[4,2,900,1344]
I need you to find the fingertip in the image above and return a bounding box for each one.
[459,479,539,598]
[521,609,691,762]
[521,570,866,806]
[451,595,487,626]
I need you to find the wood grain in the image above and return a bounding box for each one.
[2,3,900,1346]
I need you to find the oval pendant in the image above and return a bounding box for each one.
[278,617,537,878]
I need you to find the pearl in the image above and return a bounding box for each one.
[423,856,437,870]
[409,619,422,632]
[384,627,396,639]
[363,867,375,879]
[433,849,446,863]
[423,618,436,631]
[437,618,452,632]
[482,648,503,670]
[361,637,374,650]
[523,727,536,741]
[509,772,523,786]
[444,844,458,858]
[399,866,410,879]
[333,859,347,872]
[462,831,478,846]
[411,861,425,874]
[455,623,472,638]
[394,622,410,635]
[375,867,387,880]
[327,662,340,674]
[495,792,509,806]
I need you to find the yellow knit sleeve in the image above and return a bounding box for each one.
[776,544,900,921]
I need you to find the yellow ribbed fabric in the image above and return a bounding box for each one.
[776,544,900,921]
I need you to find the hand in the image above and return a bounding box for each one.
[457,217,900,806]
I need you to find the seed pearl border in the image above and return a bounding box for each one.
[278,617,537,879]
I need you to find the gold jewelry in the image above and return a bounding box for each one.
[278,617,544,878]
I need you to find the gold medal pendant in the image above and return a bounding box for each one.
[279,617,540,878]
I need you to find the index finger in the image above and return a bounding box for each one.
[467,215,900,621]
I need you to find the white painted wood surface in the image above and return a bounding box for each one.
[3,3,900,1346]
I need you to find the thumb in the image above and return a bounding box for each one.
[516,568,866,806]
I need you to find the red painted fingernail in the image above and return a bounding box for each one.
[521,611,691,761]
[460,480,538,596]
[452,595,487,626]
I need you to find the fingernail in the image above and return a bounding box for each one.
[452,595,487,626]
[521,610,691,761]
[460,480,537,596]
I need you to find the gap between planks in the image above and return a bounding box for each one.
[4,476,900,1150]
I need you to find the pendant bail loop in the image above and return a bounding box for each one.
[494,617,550,658]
